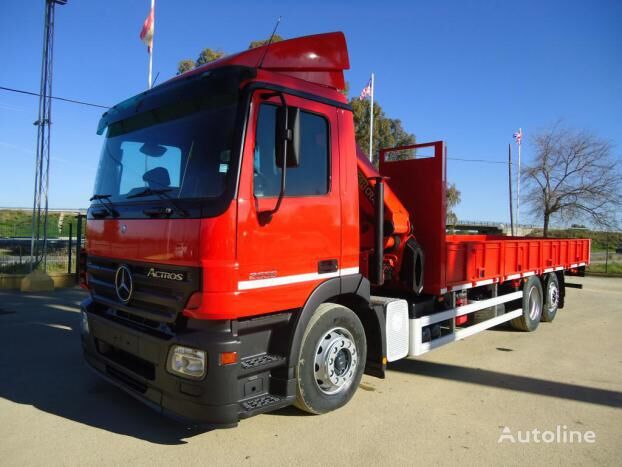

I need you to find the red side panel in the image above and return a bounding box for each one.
[379,142,447,295]
[444,235,591,290]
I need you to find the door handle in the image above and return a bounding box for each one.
[318,259,338,274]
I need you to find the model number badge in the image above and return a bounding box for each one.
[249,271,277,280]
[147,268,184,281]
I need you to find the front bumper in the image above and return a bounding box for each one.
[80,297,248,427]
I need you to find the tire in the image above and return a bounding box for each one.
[541,273,560,322]
[294,303,367,414]
[509,276,544,332]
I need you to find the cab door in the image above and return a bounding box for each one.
[236,90,342,315]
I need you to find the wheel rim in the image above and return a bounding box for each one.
[314,327,358,395]
[528,285,543,321]
[547,281,559,312]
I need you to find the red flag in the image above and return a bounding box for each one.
[140,7,154,54]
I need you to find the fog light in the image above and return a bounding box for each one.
[80,310,89,334]
[168,346,206,379]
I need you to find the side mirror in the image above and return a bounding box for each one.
[275,106,301,169]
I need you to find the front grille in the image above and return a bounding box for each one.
[87,256,200,324]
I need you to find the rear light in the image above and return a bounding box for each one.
[456,315,468,326]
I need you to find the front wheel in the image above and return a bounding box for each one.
[294,303,367,414]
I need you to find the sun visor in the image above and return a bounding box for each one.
[96,66,256,135]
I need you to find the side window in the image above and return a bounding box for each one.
[254,103,329,197]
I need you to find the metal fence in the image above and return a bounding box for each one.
[0,215,84,275]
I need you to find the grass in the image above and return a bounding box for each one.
[0,209,83,239]
[0,261,72,275]
[587,262,622,275]
[528,228,622,251]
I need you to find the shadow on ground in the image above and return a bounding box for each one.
[2,288,620,445]
[0,288,210,445]
[388,359,622,408]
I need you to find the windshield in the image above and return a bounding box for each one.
[93,102,238,203]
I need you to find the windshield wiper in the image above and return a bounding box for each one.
[89,193,119,217]
[127,188,188,217]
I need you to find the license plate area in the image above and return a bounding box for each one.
[92,320,157,381]
[94,321,139,354]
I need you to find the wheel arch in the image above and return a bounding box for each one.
[286,274,386,380]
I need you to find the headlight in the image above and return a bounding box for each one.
[167,345,206,379]
[80,310,90,334]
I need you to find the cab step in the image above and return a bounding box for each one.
[241,394,281,411]
[239,393,294,417]
[240,353,286,373]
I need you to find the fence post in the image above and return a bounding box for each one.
[75,214,83,283]
[605,231,609,274]
[67,223,73,274]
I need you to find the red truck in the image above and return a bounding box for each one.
[80,32,590,427]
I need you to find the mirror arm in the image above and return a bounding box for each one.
[258,92,289,226]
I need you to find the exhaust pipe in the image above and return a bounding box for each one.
[369,176,387,286]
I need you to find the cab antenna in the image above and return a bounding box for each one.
[258,16,282,69]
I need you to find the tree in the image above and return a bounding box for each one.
[248,34,284,49]
[350,98,415,163]
[177,48,225,76]
[177,59,195,75]
[177,36,284,76]
[196,48,225,66]
[446,183,461,227]
[522,125,621,237]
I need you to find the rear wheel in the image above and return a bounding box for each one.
[541,273,560,322]
[294,303,366,414]
[509,276,543,332]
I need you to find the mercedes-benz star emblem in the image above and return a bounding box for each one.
[114,265,133,303]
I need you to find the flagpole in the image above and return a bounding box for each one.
[516,127,521,228]
[368,72,374,162]
[148,0,154,89]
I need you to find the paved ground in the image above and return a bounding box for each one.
[0,276,620,466]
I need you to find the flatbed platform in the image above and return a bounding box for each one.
[442,234,590,294]
[377,142,590,295]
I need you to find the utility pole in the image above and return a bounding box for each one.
[508,144,514,236]
[23,0,67,292]
[516,128,522,228]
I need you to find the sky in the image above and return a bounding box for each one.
[0,0,620,225]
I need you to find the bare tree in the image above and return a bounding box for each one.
[522,124,621,237]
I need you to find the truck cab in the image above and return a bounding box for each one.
[81,33,373,426]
